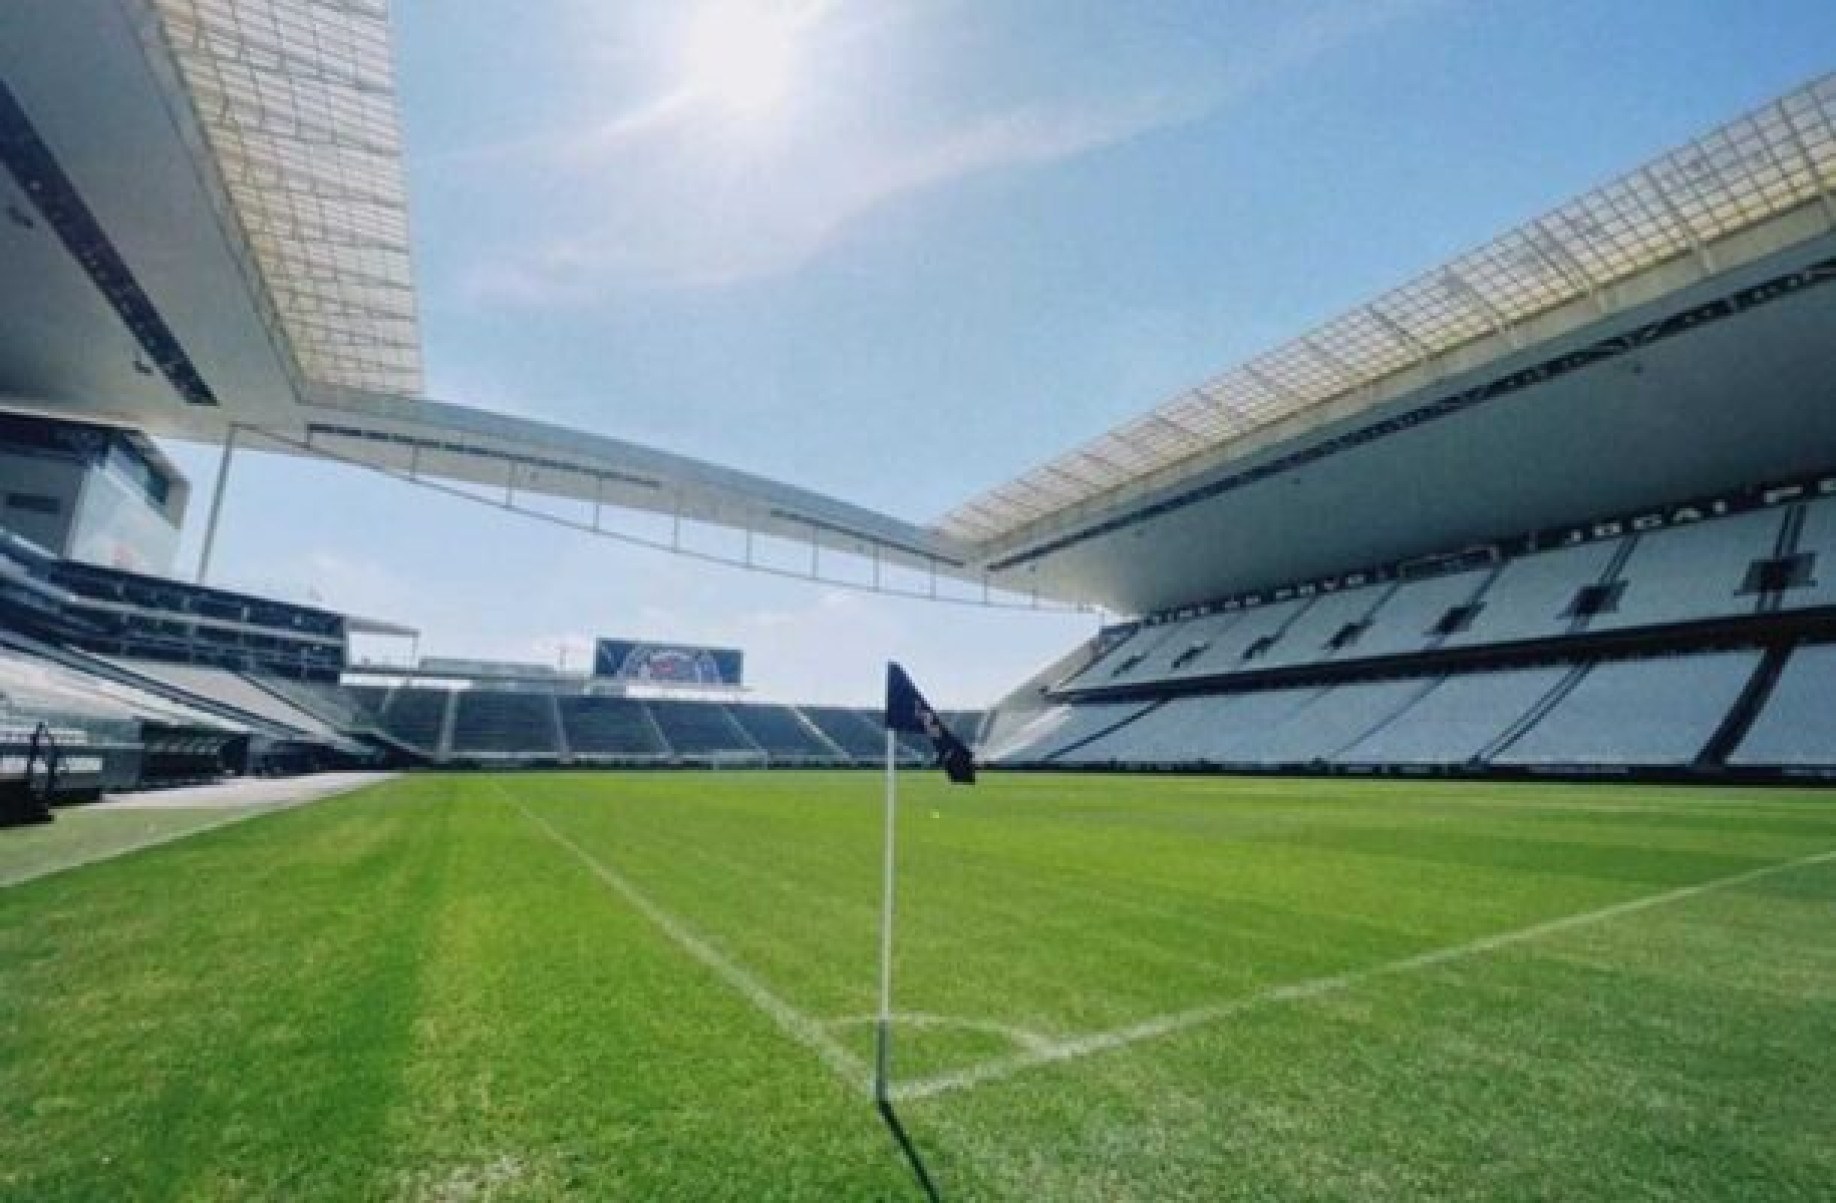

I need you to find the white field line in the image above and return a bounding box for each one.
[894,847,1836,1103]
[506,794,871,1091]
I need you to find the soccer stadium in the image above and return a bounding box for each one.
[3,2,1835,1199]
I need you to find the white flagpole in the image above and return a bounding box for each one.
[874,725,898,1103]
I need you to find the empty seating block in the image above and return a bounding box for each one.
[1778,496,1836,612]
[452,691,559,757]
[799,707,884,759]
[1349,569,1491,660]
[1584,510,1781,631]
[1251,587,1386,670]
[1068,623,1184,688]
[1063,688,1323,765]
[1439,541,1618,649]
[647,701,762,760]
[1731,642,1836,766]
[558,696,668,759]
[1235,678,1438,764]
[728,705,838,760]
[1173,601,1308,679]
[985,702,1152,763]
[380,688,451,750]
[112,661,338,739]
[1336,666,1569,765]
[1494,651,1760,766]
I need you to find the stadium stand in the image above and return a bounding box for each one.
[800,707,887,760]
[451,690,561,760]
[1730,642,1836,768]
[557,695,670,761]
[984,701,1156,763]
[1487,651,1763,767]
[105,660,347,743]
[646,700,765,763]
[1058,689,1309,766]
[377,688,453,753]
[727,704,842,762]
[1348,570,1496,661]
[1772,496,1836,612]
[1336,666,1574,766]
[1438,542,1620,648]
[1584,510,1781,632]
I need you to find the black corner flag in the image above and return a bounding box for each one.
[885,663,976,784]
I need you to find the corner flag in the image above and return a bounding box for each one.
[885,663,976,784]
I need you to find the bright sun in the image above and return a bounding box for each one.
[681,1,805,118]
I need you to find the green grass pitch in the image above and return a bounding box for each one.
[3,771,1833,1201]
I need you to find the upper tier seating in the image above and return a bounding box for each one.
[727,704,839,760]
[647,701,762,760]
[1583,509,1782,632]
[452,691,559,757]
[1730,642,1836,767]
[557,696,668,759]
[1345,569,1494,661]
[1061,503,1803,695]
[1251,588,1390,671]
[1777,495,1836,612]
[1439,541,1619,649]
[1492,650,1760,767]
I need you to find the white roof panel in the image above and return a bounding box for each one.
[940,74,1836,546]
[144,0,422,396]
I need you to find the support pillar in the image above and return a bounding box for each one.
[196,424,238,585]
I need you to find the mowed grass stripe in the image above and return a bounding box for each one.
[3,770,1834,1200]
[376,781,907,1201]
[894,845,1836,1101]
[500,784,870,1088]
[0,779,452,1200]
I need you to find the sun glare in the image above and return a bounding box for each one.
[682,1,806,118]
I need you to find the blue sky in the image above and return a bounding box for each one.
[164,0,1836,705]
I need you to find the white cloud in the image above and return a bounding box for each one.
[463,88,1203,301]
[450,0,1429,303]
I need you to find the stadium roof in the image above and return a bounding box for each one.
[143,0,421,397]
[940,75,1836,551]
[5,5,1835,613]
[0,0,970,595]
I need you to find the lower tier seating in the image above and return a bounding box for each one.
[1491,651,1758,767]
[452,690,559,758]
[646,701,762,760]
[727,704,838,760]
[557,696,668,759]
[799,707,884,758]
[1730,642,1836,767]
[379,688,451,751]
[1007,649,1768,772]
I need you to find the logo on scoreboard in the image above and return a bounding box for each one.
[593,639,743,686]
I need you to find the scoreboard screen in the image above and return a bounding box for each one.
[593,639,743,686]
